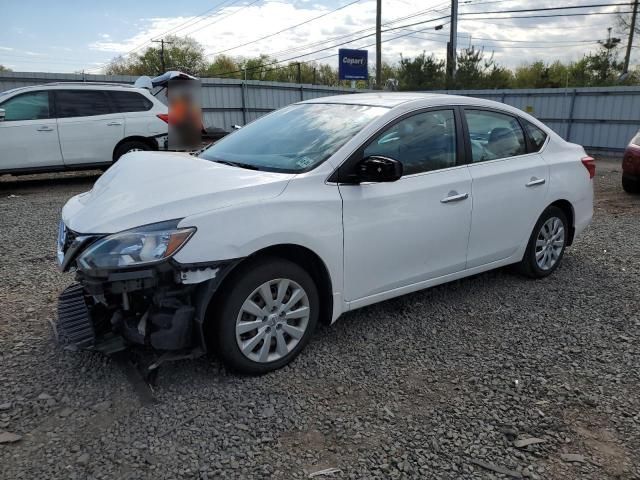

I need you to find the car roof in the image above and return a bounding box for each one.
[1,83,144,97]
[301,91,507,109]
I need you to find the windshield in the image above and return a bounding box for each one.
[199,103,388,173]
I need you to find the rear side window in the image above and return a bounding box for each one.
[465,109,526,162]
[55,90,112,118]
[109,91,153,112]
[0,91,50,121]
[523,120,548,152]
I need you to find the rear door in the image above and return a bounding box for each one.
[0,90,63,171]
[463,108,549,268]
[55,89,124,165]
[108,90,164,137]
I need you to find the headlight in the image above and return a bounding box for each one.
[77,220,195,270]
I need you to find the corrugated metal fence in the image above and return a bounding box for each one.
[1,71,639,152]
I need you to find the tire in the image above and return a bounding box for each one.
[517,206,569,279]
[212,258,319,375]
[113,140,150,162]
[622,175,640,194]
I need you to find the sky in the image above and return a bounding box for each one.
[0,0,635,74]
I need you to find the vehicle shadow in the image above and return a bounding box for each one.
[0,171,101,191]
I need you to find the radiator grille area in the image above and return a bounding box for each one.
[56,283,95,349]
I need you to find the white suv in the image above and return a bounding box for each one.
[0,83,168,174]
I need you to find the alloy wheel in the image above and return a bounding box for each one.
[235,278,310,363]
[535,216,565,270]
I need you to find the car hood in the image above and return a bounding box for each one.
[62,151,294,233]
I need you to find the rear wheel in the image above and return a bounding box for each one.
[517,206,568,279]
[622,175,640,194]
[213,258,319,374]
[113,140,150,161]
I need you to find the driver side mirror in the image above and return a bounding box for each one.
[0,108,5,122]
[355,155,403,183]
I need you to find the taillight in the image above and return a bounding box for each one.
[581,156,595,179]
[156,113,169,123]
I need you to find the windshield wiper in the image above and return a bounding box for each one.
[211,159,261,171]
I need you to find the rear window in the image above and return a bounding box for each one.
[109,91,153,113]
[631,131,640,147]
[55,90,112,118]
[523,120,548,152]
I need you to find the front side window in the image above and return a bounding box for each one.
[0,91,50,121]
[199,103,388,173]
[465,109,526,162]
[109,91,153,113]
[55,90,112,118]
[364,109,457,175]
[523,120,548,152]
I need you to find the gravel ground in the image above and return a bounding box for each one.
[0,160,638,479]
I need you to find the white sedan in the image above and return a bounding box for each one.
[56,92,594,374]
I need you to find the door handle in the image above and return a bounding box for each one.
[106,121,122,126]
[526,177,546,187]
[36,126,54,132]
[440,191,469,203]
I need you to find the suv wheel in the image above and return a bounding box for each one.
[517,206,568,278]
[213,258,319,374]
[114,141,150,161]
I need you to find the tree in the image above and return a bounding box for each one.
[0,65,11,73]
[617,8,640,37]
[203,54,241,79]
[397,52,445,90]
[514,61,569,88]
[105,35,206,76]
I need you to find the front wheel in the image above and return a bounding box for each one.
[517,206,568,278]
[212,258,319,374]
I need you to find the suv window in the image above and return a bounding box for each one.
[0,91,50,121]
[55,90,112,118]
[109,91,153,113]
[465,109,526,162]
[364,109,457,175]
[523,120,548,152]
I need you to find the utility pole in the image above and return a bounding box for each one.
[376,0,381,89]
[624,0,639,73]
[447,0,458,88]
[297,62,302,84]
[152,39,173,74]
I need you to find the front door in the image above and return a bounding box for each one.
[339,109,472,302]
[54,89,124,165]
[0,90,63,171]
[463,108,549,268]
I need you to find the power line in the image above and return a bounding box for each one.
[206,0,362,57]
[465,19,614,29]
[459,2,634,15]
[214,13,453,77]
[86,0,257,73]
[223,3,450,62]
[462,11,634,20]
[164,0,242,37]
[180,0,262,36]
[398,27,596,44]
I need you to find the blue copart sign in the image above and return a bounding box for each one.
[338,49,368,80]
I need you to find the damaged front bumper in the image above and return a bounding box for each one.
[55,231,235,358]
